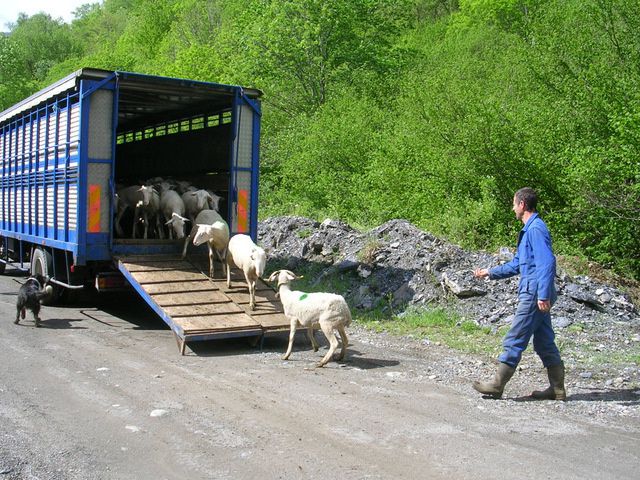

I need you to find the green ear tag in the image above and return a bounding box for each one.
[299,293,308,301]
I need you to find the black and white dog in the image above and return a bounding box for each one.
[15,274,53,327]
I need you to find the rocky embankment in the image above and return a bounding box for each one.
[258,216,640,413]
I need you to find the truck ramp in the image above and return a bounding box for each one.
[116,255,291,354]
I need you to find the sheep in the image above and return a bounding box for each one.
[226,234,266,310]
[174,180,193,194]
[182,189,214,223]
[115,185,154,238]
[205,189,222,212]
[138,186,162,239]
[268,269,352,367]
[160,189,189,239]
[181,209,229,278]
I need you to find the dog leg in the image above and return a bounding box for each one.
[15,307,22,324]
[33,305,41,327]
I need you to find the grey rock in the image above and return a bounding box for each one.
[441,271,487,298]
[393,283,414,305]
[553,316,573,329]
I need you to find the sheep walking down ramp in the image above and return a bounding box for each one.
[268,269,352,367]
[226,234,267,310]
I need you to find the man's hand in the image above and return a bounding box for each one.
[473,268,489,279]
[538,299,551,312]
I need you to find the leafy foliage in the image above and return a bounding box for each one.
[0,0,637,278]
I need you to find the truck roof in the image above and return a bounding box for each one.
[0,68,263,127]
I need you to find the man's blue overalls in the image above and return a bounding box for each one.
[489,213,562,369]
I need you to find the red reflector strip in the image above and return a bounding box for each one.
[88,184,101,233]
[237,189,248,233]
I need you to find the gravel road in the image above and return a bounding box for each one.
[0,267,638,480]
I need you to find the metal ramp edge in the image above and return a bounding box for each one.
[116,254,291,354]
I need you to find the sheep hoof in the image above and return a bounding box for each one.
[315,362,326,368]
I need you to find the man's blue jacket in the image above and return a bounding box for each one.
[489,212,556,301]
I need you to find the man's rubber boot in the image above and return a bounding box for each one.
[473,363,516,399]
[531,362,566,400]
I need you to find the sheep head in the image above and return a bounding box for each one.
[192,221,228,246]
[165,213,189,239]
[192,224,214,246]
[251,247,267,278]
[137,185,153,206]
[268,269,303,287]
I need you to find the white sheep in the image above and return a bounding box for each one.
[268,269,352,367]
[160,189,189,239]
[181,209,229,278]
[115,184,154,238]
[138,186,162,239]
[182,189,214,223]
[226,234,266,310]
[205,189,222,212]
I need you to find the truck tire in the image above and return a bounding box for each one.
[31,247,62,305]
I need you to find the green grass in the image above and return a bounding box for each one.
[355,306,505,356]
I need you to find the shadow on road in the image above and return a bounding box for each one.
[511,387,640,405]
[35,318,86,329]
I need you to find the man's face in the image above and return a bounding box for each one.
[512,195,525,221]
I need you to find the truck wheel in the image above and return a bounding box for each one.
[31,247,62,305]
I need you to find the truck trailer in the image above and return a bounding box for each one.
[0,68,290,352]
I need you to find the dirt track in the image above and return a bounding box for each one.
[0,267,638,480]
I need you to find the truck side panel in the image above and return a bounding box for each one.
[0,91,81,251]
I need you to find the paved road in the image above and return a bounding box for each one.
[0,267,638,479]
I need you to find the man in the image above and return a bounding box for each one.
[473,187,566,400]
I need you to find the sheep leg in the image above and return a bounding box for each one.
[181,226,196,259]
[306,327,319,352]
[247,276,256,310]
[155,215,164,239]
[131,205,140,239]
[217,248,227,277]
[282,317,298,360]
[317,320,339,367]
[115,206,126,237]
[207,244,215,278]
[142,211,149,239]
[226,257,233,288]
[337,325,349,361]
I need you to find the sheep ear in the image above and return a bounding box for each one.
[268,270,280,282]
[164,219,173,226]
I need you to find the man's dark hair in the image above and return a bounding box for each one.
[515,187,538,212]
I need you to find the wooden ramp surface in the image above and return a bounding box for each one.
[117,255,291,344]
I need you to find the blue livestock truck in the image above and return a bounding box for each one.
[0,68,289,352]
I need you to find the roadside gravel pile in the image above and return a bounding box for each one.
[259,216,640,419]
